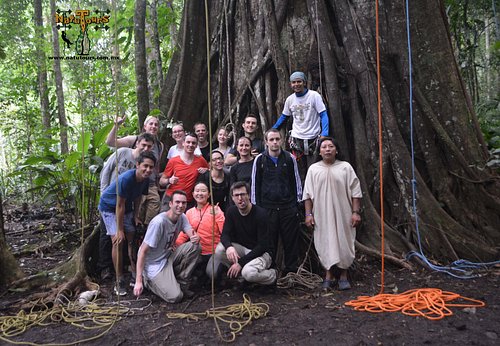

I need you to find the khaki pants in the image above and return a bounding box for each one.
[140,185,161,225]
[207,242,276,285]
[144,242,200,303]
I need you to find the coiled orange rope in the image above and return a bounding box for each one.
[346,288,485,321]
[345,0,485,320]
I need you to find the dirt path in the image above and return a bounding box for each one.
[1,204,499,345]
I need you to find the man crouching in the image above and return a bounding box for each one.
[207,182,277,287]
[134,190,201,303]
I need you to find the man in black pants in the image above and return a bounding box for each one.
[251,128,302,275]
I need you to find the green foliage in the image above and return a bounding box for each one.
[0,0,183,219]
[476,99,500,149]
[9,128,111,227]
[156,0,183,69]
[445,0,500,151]
[446,0,499,98]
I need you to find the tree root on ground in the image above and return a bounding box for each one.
[6,223,100,306]
[356,241,414,270]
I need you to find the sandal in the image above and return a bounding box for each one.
[321,279,334,290]
[338,279,351,291]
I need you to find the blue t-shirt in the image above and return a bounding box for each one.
[98,169,149,213]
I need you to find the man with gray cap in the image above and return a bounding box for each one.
[272,71,329,180]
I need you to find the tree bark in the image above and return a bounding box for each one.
[164,0,208,126]
[147,0,163,109]
[134,0,150,128]
[158,0,500,263]
[34,0,51,138]
[0,192,23,289]
[49,0,69,154]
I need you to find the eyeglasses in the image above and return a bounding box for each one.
[232,192,248,198]
[211,157,224,162]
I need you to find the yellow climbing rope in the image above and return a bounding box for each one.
[0,295,151,345]
[167,294,269,343]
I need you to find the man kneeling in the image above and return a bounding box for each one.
[207,182,276,286]
[134,190,201,303]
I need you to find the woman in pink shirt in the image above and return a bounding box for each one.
[175,181,225,284]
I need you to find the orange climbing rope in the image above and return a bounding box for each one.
[345,0,485,320]
[346,288,485,321]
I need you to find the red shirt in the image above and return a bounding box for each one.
[164,156,208,201]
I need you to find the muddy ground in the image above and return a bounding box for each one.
[1,203,499,345]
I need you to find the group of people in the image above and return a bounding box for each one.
[97,71,363,301]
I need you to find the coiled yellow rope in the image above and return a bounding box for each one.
[167,294,269,343]
[0,296,151,345]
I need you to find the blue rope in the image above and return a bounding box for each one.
[403,0,499,279]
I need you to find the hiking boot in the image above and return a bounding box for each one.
[256,277,278,294]
[180,285,195,299]
[114,279,127,296]
[182,288,195,299]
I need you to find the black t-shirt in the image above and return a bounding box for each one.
[229,159,254,186]
[199,144,211,162]
[220,204,273,266]
[197,171,230,212]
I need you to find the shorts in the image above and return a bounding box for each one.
[289,136,319,156]
[100,210,136,236]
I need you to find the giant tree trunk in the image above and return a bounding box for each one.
[160,0,500,263]
[134,0,150,127]
[49,0,69,154]
[34,0,51,137]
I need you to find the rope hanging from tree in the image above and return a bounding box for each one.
[400,0,499,278]
[314,0,323,95]
[110,0,125,325]
[166,2,271,343]
[345,0,486,320]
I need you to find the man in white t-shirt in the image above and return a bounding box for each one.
[133,190,201,303]
[166,123,202,159]
[272,71,329,180]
